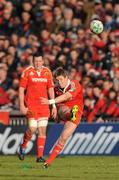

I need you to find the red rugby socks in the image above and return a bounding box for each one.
[21,130,32,149]
[46,142,64,165]
[37,136,46,157]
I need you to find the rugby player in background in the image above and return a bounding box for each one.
[18,53,57,162]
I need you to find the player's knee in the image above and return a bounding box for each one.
[37,131,46,137]
[28,127,36,134]
[37,120,47,136]
[37,127,46,136]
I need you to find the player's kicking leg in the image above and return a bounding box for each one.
[44,121,77,168]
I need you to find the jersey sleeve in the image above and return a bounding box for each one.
[20,69,29,88]
[68,80,82,98]
[47,70,54,88]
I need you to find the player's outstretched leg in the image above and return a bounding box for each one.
[18,129,32,160]
[43,121,77,168]
[43,141,64,168]
[36,136,46,163]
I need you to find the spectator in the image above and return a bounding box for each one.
[0,0,118,121]
[0,87,10,106]
[0,66,11,91]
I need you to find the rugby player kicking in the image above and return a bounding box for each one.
[40,67,84,168]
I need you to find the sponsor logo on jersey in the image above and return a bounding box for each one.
[29,72,34,76]
[69,82,76,92]
[32,78,47,82]
[44,71,49,76]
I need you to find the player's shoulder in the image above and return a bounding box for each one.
[43,66,51,72]
[23,66,34,73]
[42,66,52,75]
[21,66,34,77]
[70,79,82,89]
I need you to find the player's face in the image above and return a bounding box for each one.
[56,75,68,88]
[33,56,44,70]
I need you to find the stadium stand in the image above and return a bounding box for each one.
[0,0,119,123]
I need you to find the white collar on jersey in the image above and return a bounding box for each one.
[37,71,41,76]
[32,65,44,77]
[63,79,71,93]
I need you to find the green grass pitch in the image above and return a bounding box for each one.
[0,155,119,180]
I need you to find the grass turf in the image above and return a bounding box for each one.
[0,155,119,180]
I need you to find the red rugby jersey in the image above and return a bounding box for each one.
[20,66,53,117]
[55,79,84,113]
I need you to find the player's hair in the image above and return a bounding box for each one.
[53,67,68,78]
[33,52,43,61]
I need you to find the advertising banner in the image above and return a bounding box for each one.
[45,123,119,155]
[0,123,119,155]
[0,125,37,155]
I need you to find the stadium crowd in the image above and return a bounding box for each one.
[0,0,119,122]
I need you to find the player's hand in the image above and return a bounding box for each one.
[40,97,49,104]
[20,105,28,115]
[51,106,57,119]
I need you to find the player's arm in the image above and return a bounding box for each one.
[40,91,72,105]
[19,87,28,115]
[47,70,56,104]
[47,70,57,118]
[19,69,28,115]
[48,87,57,118]
[40,80,82,105]
[54,92,72,104]
[19,87,25,108]
[48,87,56,107]
[48,87,55,102]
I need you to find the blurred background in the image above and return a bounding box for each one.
[0,0,119,125]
